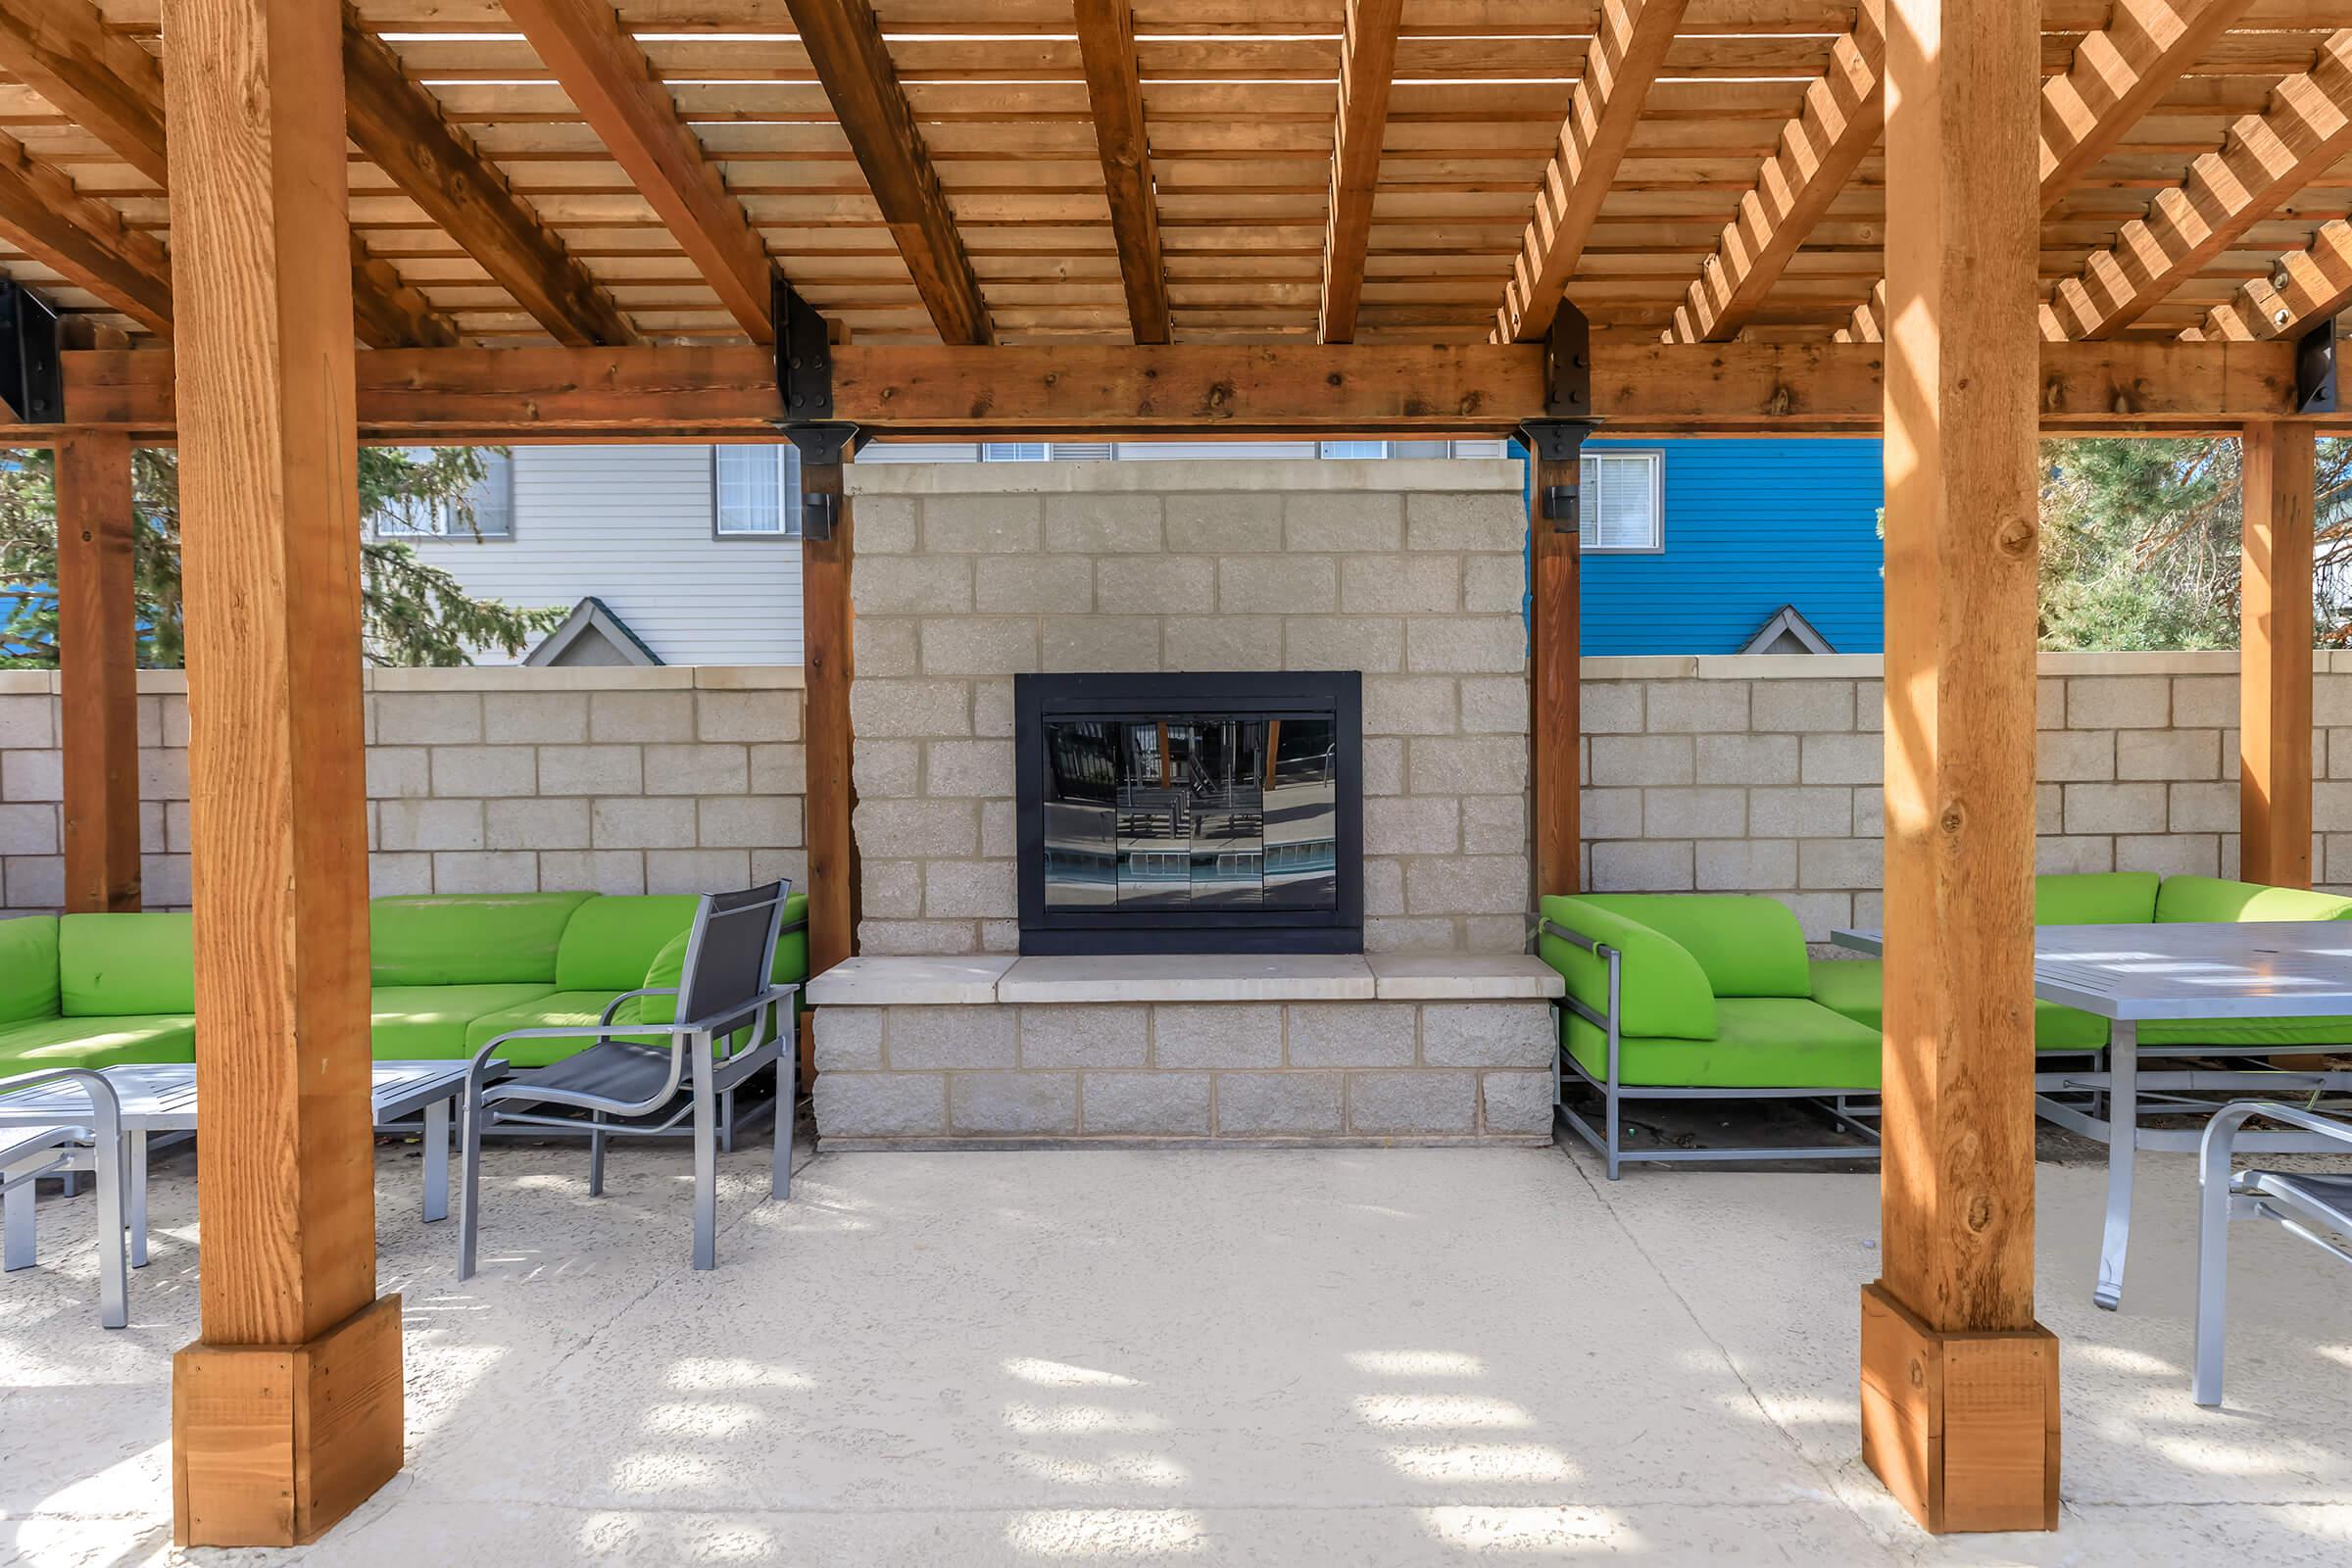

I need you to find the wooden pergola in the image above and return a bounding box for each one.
[0,0,2341,1544]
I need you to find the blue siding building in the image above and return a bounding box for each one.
[1560,437,1886,656]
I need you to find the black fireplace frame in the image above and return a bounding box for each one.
[1013,670,1363,956]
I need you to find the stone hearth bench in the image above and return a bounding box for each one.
[805,954,1564,1148]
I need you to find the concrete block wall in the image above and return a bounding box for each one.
[1581,650,2352,942]
[844,460,1535,956]
[0,666,806,913]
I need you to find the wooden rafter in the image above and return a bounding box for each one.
[0,128,172,336]
[2190,219,2352,340]
[1497,0,1688,343]
[2048,28,2352,340]
[2041,0,2258,205]
[0,0,456,349]
[784,0,992,346]
[506,0,777,342]
[342,8,633,348]
[1073,0,1170,346]
[1318,0,1401,345]
[1664,0,1886,345]
[1833,280,1886,344]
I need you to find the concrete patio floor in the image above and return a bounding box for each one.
[2,1124,2347,1566]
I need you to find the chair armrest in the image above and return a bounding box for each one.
[0,1067,122,1146]
[600,986,676,1026]
[2202,1101,2352,1169]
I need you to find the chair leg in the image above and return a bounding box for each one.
[773,1043,795,1201]
[3,1168,34,1272]
[126,1130,149,1268]
[1603,1084,1623,1181]
[719,1087,736,1154]
[92,1142,125,1330]
[459,1084,487,1282]
[2194,1153,2235,1406]
[692,1034,718,1271]
[589,1112,607,1197]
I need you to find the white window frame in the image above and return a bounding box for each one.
[1579,448,1665,554]
[370,449,514,540]
[711,443,801,540]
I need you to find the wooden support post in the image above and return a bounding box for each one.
[54,430,141,912]
[799,441,859,1005]
[1867,0,2058,1536]
[1528,439,1582,899]
[2239,419,2316,888]
[162,0,399,1545]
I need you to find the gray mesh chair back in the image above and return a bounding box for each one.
[679,881,793,1036]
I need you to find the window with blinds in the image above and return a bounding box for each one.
[1579,450,1664,553]
[713,444,801,537]
[372,449,514,539]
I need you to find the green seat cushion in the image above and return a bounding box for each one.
[463,990,663,1067]
[553,895,701,992]
[2139,1015,2352,1049]
[0,1013,197,1071]
[59,913,194,1016]
[368,893,594,987]
[1807,959,2108,1052]
[1566,997,1883,1090]
[0,915,61,1025]
[774,892,810,984]
[368,984,557,1059]
[2155,875,2352,924]
[2035,871,2159,925]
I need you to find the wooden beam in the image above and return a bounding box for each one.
[1074,0,1170,346]
[800,452,859,987]
[348,232,462,352]
[0,0,171,187]
[2188,219,2352,342]
[1529,439,1580,899]
[27,337,2346,444]
[161,0,398,1545]
[1865,0,2056,1536]
[1666,1,1886,344]
[1318,0,1401,345]
[784,0,992,346]
[54,430,141,914]
[1834,280,1887,344]
[341,7,632,348]
[2240,419,2317,888]
[504,0,775,342]
[2041,0,2257,207]
[1497,0,1688,344]
[0,128,172,336]
[2049,29,2352,341]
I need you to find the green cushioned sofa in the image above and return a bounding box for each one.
[0,892,808,1078]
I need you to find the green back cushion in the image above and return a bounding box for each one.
[554,894,701,991]
[2034,871,2159,925]
[59,912,195,1016]
[0,915,62,1024]
[368,892,594,986]
[1574,894,1812,1000]
[773,892,809,984]
[640,931,689,1026]
[2155,875,2352,924]
[1540,896,1717,1041]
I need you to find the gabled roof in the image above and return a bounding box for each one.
[524,597,663,668]
[1739,605,1837,657]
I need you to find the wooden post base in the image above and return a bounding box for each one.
[172,1294,405,1546]
[1860,1282,2058,1534]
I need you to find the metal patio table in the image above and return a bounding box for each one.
[0,1058,502,1283]
[1834,921,2352,1311]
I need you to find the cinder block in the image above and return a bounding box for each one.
[2063,781,2167,835]
[1340,554,1458,612]
[1362,736,1405,796]
[373,692,482,745]
[1363,676,1458,737]
[851,679,971,739]
[645,743,750,797]
[139,747,188,803]
[366,747,431,800]
[854,798,977,857]
[974,679,1015,739]
[1404,855,1528,915]
[1165,491,1279,553]
[1019,1004,1151,1068]
[0,750,61,803]
[537,850,645,895]
[857,556,973,615]
[378,798,485,853]
[1463,795,1527,856]
[0,696,53,749]
[1285,616,1405,673]
[485,797,590,851]
[1363,916,1460,952]
[2117,728,2219,781]
[1081,1072,1211,1135]
[1409,735,1529,794]
[1421,1002,1552,1067]
[1366,796,1459,855]
[1286,1003,1417,1067]
[927,739,1015,799]
[1591,839,1692,892]
[1589,735,1693,788]
[1581,787,1642,840]
[536,745,643,797]
[1043,615,1160,672]
[1463,555,1525,613]
[2171,674,2237,729]
[697,689,801,743]
[1405,617,1524,675]
[483,691,588,745]
[2117,833,2219,877]
[1643,787,1747,839]
[699,795,800,849]
[862,858,923,918]
[855,617,920,678]
[1644,681,1749,734]
[588,690,693,744]
[1218,555,1337,613]
[2068,675,2169,728]
[1097,555,1215,615]
[852,495,917,554]
[1216,1071,1346,1135]
[368,853,433,897]
[814,1072,948,1138]
[1799,733,1882,785]
[431,851,537,894]
[853,738,922,800]
[1362,856,1405,916]
[1153,1003,1283,1068]
[1750,680,1854,733]
[1044,492,1162,553]
[2034,836,2115,874]
[1163,616,1282,670]
[1697,839,1797,891]
[590,797,698,850]
[1580,682,1643,734]
[430,746,538,799]
[858,917,981,956]
[1695,733,1797,786]
[921,617,1041,676]
[2037,730,2115,782]
[1458,676,1527,735]
[1348,1070,1476,1135]
[1797,838,1882,891]
[980,799,1017,858]
[921,493,1042,554]
[1405,491,1523,552]
[923,858,1015,918]
[1286,491,1403,552]
[952,1072,1080,1136]
[1480,1070,1555,1136]
[648,848,751,894]
[889,1004,1018,1068]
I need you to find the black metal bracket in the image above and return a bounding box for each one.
[1517,416,1598,532]
[779,421,867,541]
[1541,299,1592,418]
[2296,314,2337,416]
[775,274,835,421]
[0,282,63,424]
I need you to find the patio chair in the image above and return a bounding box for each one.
[457,881,800,1278]
[0,1069,127,1328]
[2194,1101,2352,1406]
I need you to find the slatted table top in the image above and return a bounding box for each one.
[1832,922,2352,1022]
[0,1060,484,1129]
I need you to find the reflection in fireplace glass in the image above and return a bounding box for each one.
[1040,715,1338,912]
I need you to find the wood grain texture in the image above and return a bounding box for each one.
[1531,447,1581,898]
[1859,1283,2060,1535]
[1665,1,1885,344]
[801,457,859,984]
[2191,218,2352,342]
[1074,0,1171,345]
[1876,0,2043,1371]
[161,0,379,1362]
[53,429,141,913]
[0,125,172,335]
[341,4,631,347]
[783,0,994,345]
[1498,0,1690,343]
[2239,418,2317,887]
[1317,0,1401,344]
[504,0,776,341]
[2040,0,2257,204]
